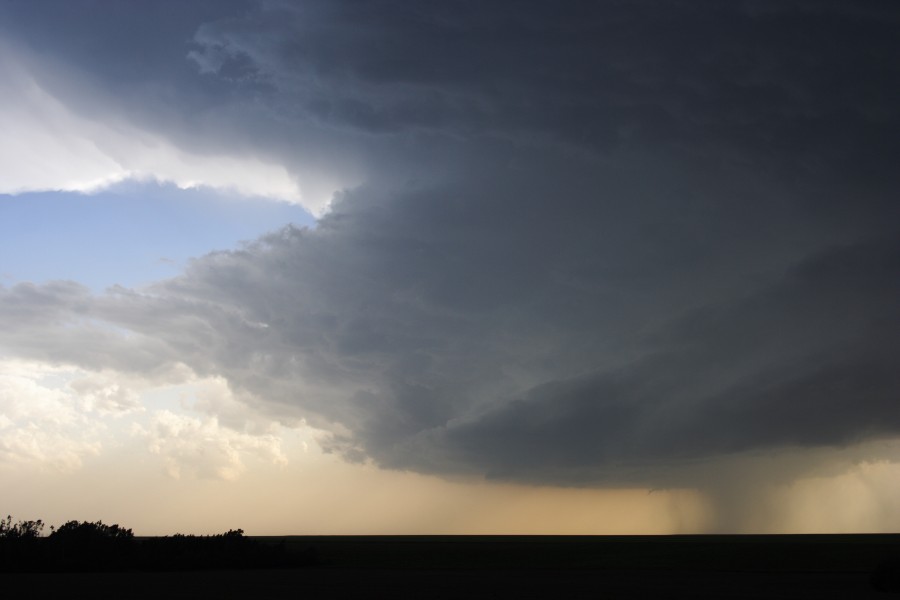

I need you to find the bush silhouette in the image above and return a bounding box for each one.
[0,516,47,570]
[140,528,299,570]
[0,515,308,572]
[50,520,134,543]
[0,515,44,540]
[47,520,136,571]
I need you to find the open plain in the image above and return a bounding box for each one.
[8,535,900,599]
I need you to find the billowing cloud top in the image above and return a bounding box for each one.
[1,0,898,487]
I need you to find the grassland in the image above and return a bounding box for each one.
[7,534,900,598]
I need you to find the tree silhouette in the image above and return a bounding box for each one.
[49,520,133,543]
[46,520,135,571]
[0,515,44,539]
[0,515,306,572]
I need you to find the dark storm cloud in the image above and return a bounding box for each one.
[6,1,897,193]
[408,239,900,482]
[185,1,900,173]
[1,0,899,484]
[0,0,253,115]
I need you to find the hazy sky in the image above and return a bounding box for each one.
[1,0,899,535]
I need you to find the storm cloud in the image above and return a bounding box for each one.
[1,0,898,487]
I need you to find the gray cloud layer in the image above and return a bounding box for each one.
[1,0,898,485]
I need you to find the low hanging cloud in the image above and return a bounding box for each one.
[0,0,898,488]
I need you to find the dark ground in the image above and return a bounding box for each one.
[7,534,900,598]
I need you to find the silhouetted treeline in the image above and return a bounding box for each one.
[0,517,314,572]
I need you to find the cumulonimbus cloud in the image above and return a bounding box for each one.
[0,0,898,488]
[1,176,898,485]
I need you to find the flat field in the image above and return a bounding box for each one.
[11,534,900,598]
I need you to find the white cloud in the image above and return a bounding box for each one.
[0,360,104,470]
[0,45,312,210]
[0,357,294,479]
[184,375,296,434]
[134,410,288,481]
[68,372,142,414]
